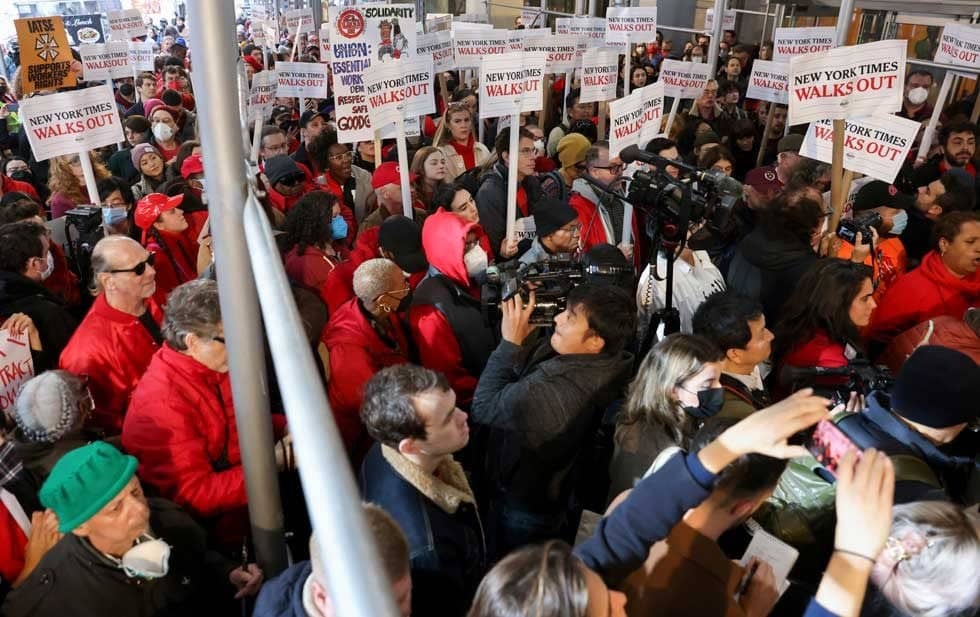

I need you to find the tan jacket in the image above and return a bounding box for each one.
[439,142,491,182]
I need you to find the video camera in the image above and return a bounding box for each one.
[64,205,104,288]
[780,360,895,407]
[481,254,633,325]
[837,211,881,246]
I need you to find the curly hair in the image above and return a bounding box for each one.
[279,190,337,254]
[47,153,111,207]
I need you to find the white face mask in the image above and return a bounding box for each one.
[119,535,171,579]
[889,210,908,235]
[40,251,54,280]
[906,87,929,106]
[463,245,488,279]
[533,139,545,155]
[152,123,174,142]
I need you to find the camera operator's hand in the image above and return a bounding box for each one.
[618,243,634,261]
[501,290,537,346]
[829,391,865,417]
[699,389,829,473]
[834,449,894,563]
[848,228,879,264]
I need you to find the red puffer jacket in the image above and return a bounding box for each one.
[869,250,980,344]
[122,344,248,520]
[321,298,412,460]
[59,295,163,434]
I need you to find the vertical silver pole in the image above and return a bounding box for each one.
[706,0,726,78]
[760,0,770,48]
[589,0,598,18]
[416,0,427,32]
[772,3,785,38]
[187,0,288,576]
[834,0,854,46]
[312,0,322,30]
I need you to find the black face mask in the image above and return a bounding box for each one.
[9,170,32,183]
[682,387,726,420]
[396,290,413,313]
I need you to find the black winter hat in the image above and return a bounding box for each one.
[891,346,980,428]
[264,155,304,186]
[852,180,914,212]
[379,216,427,274]
[533,198,578,238]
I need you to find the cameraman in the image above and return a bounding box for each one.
[518,198,581,265]
[838,346,978,505]
[835,180,909,303]
[471,284,635,556]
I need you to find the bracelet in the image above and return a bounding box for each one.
[835,548,876,564]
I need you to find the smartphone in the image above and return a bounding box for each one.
[808,420,862,475]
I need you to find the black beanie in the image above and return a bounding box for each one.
[891,346,980,428]
[533,198,578,238]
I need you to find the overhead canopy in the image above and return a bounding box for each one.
[770,0,979,18]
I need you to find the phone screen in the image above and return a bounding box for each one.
[808,419,862,475]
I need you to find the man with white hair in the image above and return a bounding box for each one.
[320,258,413,461]
[59,235,163,434]
[254,503,413,617]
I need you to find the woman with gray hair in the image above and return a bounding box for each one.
[121,279,288,554]
[320,257,414,461]
[866,501,980,617]
[11,370,96,482]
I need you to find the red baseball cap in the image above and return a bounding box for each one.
[135,193,184,231]
[371,161,415,189]
[180,153,204,180]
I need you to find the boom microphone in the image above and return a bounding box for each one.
[619,145,744,199]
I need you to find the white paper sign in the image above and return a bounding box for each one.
[523,35,580,74]
[788,39,906,126]
[555,18,571,36]
[747,60,790,105]
[276,61,329,98]
[248,69,278,120]
[580,48,620,104]
[318,24,331,62]
[570,17,607,44]
[454,28,510,69]
[0,330,34,414]
[800,113,921,184]
[658,59,712,100]
[19,84,124,161]
[638,82,666,146]
[772,27,836,62]
[417,31,453,72]
[107,9,145,40]
[480,52,547,119]
[521,8,545,29]
[363,55,435,127]
[128,41,154,71]
[934,23,980,70]
[285,8,315,36]
[79,42,131,81]
[704,9,737,32]
[609,89,645,159]
[605,7,658,51]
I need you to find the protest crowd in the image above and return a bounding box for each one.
[0,3,978,617]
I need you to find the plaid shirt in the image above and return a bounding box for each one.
[0,440,24,488]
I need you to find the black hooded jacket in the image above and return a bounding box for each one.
[0,270,77,363]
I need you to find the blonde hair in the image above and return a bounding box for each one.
[432,104,472,148]
[872,502,980,617]
[47,152,110,206]
[615,334,724,448]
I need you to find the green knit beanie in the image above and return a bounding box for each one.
[39,441,139,533]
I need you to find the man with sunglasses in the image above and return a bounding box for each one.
[265,154,313,214]
[60,236,163,434]
[569,142,637,263]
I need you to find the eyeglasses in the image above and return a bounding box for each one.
[518,147,536,157]
[559,224,582,236]
[277,175,305,187]
[329,150,354,161]
[593,163,624,174]
[109,252,156,275]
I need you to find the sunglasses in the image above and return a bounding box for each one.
[109,252,156,275]
[277,175,305,187]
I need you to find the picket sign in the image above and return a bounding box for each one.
[746,60,789,105]
[363,56,436,216]
[480,51,547,243]
[580,48,619,104]
[454,29,510,69]
[658,59,711,134]
[79,42,131,81]
[605,7,657,96]
[107,9,144,40]
[0,330,34,415]
[704,8,736,32]
[638,82,667,148]
[285,8,315,36]
[608,89,645,159]
[772,27,836,62]
[417,31,454,72]
[248,69,278,121]
[800,114,921,184]
[916,25,980,161]
[276,61,329,99]
[786,39,906,127]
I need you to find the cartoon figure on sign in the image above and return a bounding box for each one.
[377,19,408,61]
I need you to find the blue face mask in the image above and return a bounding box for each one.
[102,206,128,227]
[330,215,348,240]
[889,210,908,235]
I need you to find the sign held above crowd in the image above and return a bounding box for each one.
[15,16,78,95]
[800,113,921,184]
[772,27,836,62]
[19,84,124,161]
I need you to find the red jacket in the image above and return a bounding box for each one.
[145,230,198,307]
[782,330,849,370]
[284,245,341,308]
[323,226,381,314]
[869,251,980,344]
[0,174,40,202]
[878,315,980,374]
[123,344,248,520]
[409,212,486,405]
[42,242,80,308]
[568,189,641,269]
[59,295,163,434]
[322,298,412,458]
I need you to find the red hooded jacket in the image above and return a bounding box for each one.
[321,298,412,459]
[59,294,163,434]
[878,315,980,374]
[145,230,197,307]
[408,211,487,404]
[869,251,980,344]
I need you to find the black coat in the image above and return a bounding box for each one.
[1,498,236,617]
[0,270,77,362]
[474,163,544,258]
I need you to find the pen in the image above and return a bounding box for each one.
[736,560,760,598]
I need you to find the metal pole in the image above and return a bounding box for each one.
[187,0,288,576]
[312,0,322,30]
[243,195,401,617]
[772,3,785,38]
[706,0,726,79]
[486,1,576,18]
[905,57,980,76]
[760,0,770,48]
[589,0,598,18]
